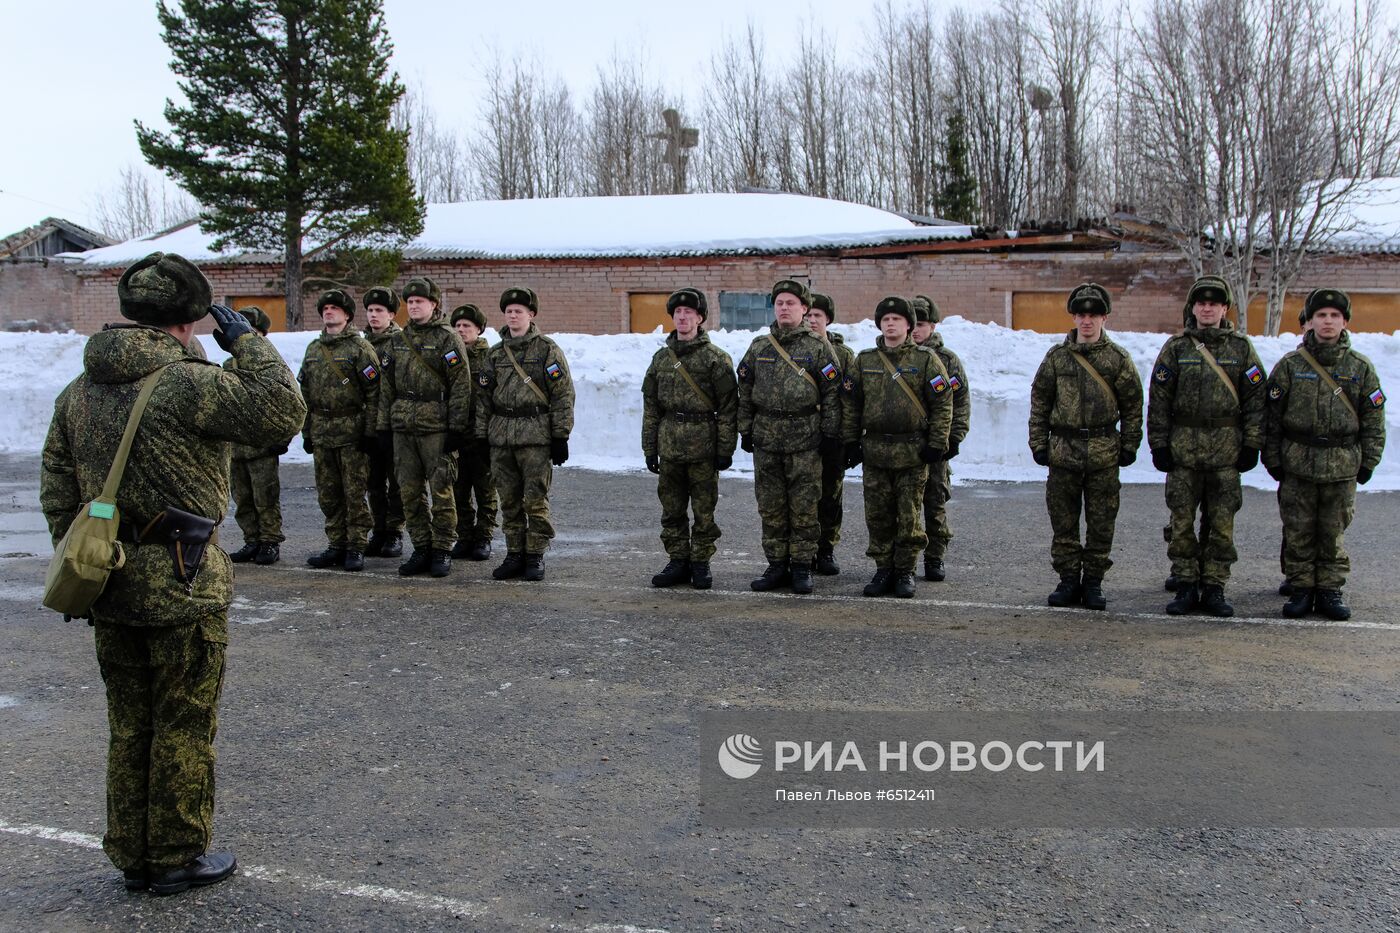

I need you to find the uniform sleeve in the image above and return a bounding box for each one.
[376,343,396,433]
[1239,339,1267,452]
[921,351,954,451]
[1146,341,1177,452]
[1115,349,1144,455]
[358,338,382,439]
[445,331,472,435]
[1262,357,1293,472]
[546,342,574,440]
[1359,363,1386,472]
[840,357,864,444]
[736,342,756,438]
[472,349,493,440]
[947,351,971,446]
[191,332,307,450]
[815,341,841,439]
[1028,351,1056,455]
[298,343,317,441]
[712,349,739,457]
[39,387,79,544]
[641,354,661,459]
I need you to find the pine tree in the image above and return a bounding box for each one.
[137,0,422,329]
[937,109,979,225]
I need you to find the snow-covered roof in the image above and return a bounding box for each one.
[1314,176,1400,254]
[66,193,978,267]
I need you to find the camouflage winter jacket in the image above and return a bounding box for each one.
[363,321,402,362]
[474,323,575,448]
[1147,321,1266,469]
[462,336,491,436]
[922,331,971,447]
[298,329,381,448]
[736,322,842,454]
[821,332,857,425]
[1263,331,1386,483]
[40,325,305,627]
[842,338,953,470]
[641,330,738,462]
[1028,330,1144,471]
[222,355,288,461]
[375,314,471,436]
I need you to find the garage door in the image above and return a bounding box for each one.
[1011,292,1069,333]
[629,293,671,333]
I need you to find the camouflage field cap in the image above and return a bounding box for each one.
[875,295,915,331]
[500,286,539,314]
[1067,282,1112,316]
[809,292,836,323]
[362,286,400,313]
[402,276,442,307]
[1304,287,1351,321]
[912,294,941,324]
[771,279,812,307]
[238,305,272,336]
[451,303,487,330]
[317,288,356,321]
[666,287,708,319]
[117,252,212,326]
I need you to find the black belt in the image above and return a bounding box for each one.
[864,430,922,444]
[666,411,718,423]
[400,390,446,402]
[1051,425,1117,439]
[1174,414,1239,429]
[756,405,818,419]
[496,404,547,418]
[1285,429,1357,448]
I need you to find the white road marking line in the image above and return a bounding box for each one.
[0,819,668,932]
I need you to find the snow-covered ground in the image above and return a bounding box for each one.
[6,319,1398,490]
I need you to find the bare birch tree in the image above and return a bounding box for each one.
[90,164,199,241]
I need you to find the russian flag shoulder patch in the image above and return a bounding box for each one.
[821,362,839,381]
[929,374,948,393]
[546,362,564,381]
[1370,388,1386,408]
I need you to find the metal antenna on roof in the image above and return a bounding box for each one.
[648,108,699,195]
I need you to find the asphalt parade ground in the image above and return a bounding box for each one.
[1,453,1397,931]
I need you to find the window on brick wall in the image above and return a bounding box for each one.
[718,291,772,331]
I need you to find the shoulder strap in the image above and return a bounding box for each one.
[766,334,818,389]
[316,342,353,386]
[877,349,928,420]
[1069,349,1119,414]
[1189,339,1240,406]
[399,335,448,391]
[504,345,550,405]
[666,347,715,410]
[1295,346,1358,419]
[101,364,173,501]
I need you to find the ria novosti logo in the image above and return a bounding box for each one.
[717,733,763,779]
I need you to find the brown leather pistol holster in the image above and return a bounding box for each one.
[139,507,216,585]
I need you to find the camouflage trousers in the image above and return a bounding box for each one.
[923,459,953,559]
[454,446,499,545]
[753,448,821,563]
[863,462,929,571]
[367,442,404,537]
[1165,467,1242,585]
[1279,474,1357,589]
[313,444,372,550]
[1046,466,1121,579]
[394,432,458,551]
[229,454,283,544]
[657,458,721,562]
[94,617,226,874]
[493,444,555,554]
[817,444,846,552]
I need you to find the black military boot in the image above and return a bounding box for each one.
[814,547,840,576]
[892,571,916,599]
[343,550,365,572]
[789,561,814,594]
[924,556,946,582]
[1314,588,1351,621]
[450,540,472,559]
[1277,579,1293,597]
[1282,587,1314,618]
[523,553,545,582]
[1198,584,1234,618]
[229,542,259,563]
[1047,574,1081,608]
[863,568,894,597]
[651,558,691,588]
[381,534,403,558]
[1081,577,1107,611]
[307,546,346,569]
[364,531,387,557]
[492,552,526,580]
[398,549,432,577]
[690,562,713,590]
[254,543,279,565]
[750,561,790,592]
[1164,573,1180,592]
[466,539,492,561]
[430,549,452,577]
[1165,582,1198,615]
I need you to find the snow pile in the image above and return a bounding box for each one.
[6,320,1398,491]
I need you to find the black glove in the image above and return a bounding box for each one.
[819,435,842,456]
[209,303,254,352]
[1118,448,1137,468]
[444,431,468,454]
[919,445,945,464]
[1151,448,1173,473]
[844,441,863,469]
[1235,447,1259,473]
[302,436,315,455]
[269,444,289,456]
[1032,448,1049,467]
[740,434,754,453]
[646,454,660,474]
[1265,462,1284,482]
[377,430,394,455]
[943,440,960,461]
[715,453,733,471]
[550,437,569,466]
[1358,466,1373,485]
[357,436,378,455]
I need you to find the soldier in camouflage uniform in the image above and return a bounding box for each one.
[474,286,575,582]
[224,306,287,566]
[450,303,499,561]
[805,292,856,576]
[1028,283,1144,610]
[1264,288,1386,620]
[912,295,971,582]
[361,286,404,558]
[375,277,471,578]
[737,279,842,594]
[300,289,382,572]
[1148,276,1266,618]
[641,288,739,590]
[40,253,304,894]
[842,297,953,598]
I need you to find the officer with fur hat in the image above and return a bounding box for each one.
[641,287,738,589]
[912,294,971,582]
[40,252,304,894]
[225,306,288,565]
[375,276,472,577]
[450,303,498,561]
[361,286,405,558]
[299,289,382,572]
[1028,283,1143,610]
[1264,287,1386,620]
[736,279,842,594]
[474,285,575,582]
[804,292,856,576]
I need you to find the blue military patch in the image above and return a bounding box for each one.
[821,362,839,381]
[929,374,948,393]
[444,349,462,367]
[1244,365,1263,384]
[949,374,962,392]
[361,364,378,381]
[546,362,564,381]
[1296,372,1318,380]
[1154,364,1174,384]
[1370,388,1386,408]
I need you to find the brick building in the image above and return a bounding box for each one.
[0,217,112,331]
